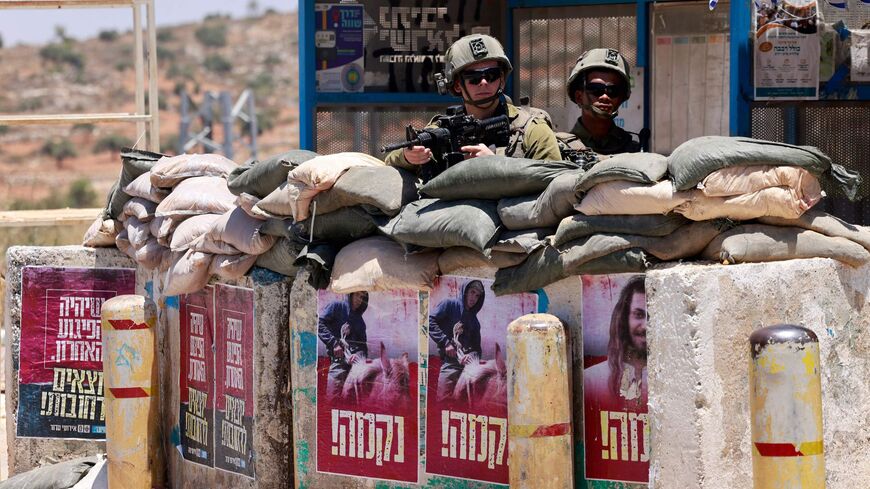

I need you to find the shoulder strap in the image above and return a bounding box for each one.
[505,105,553,158]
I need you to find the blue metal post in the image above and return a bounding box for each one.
[729,0,752,136]
[299,0,316,151]
[637,0,651,149]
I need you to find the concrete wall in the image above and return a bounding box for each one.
[646,258,870,489]
[3,245,133,475]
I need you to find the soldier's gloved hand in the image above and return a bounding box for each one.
[461,144,494,159]
[403,145,433,165]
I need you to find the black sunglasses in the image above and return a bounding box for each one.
[585,82,625,98]
[461,67,503,85]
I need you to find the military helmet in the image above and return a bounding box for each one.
[567,48,631,101]
[443,34,512,95]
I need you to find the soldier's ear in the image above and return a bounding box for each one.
[573,89,584,105]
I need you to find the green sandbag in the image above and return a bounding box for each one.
[294,242,340,289]
[108,147,165,218]
[553,214,688,246]
[312,165,419,216]
[758,207,870,252]
[420,155,580,200]
[497,170,581,230]
[575,152,668,193]
[227,149,318,198]
[667,136,860,200]
[255,238,303,277]
[261,206,377,243]
[0,455,97,489]
[378,198,501,253]
[492,228,552,254]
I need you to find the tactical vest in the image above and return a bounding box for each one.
[503,105,554,158]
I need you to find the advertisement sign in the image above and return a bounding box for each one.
[180,286,216,467]
[315,3,365,92]
[582,274,650,484]
[754,0,820,100]
[214,285,256,478]
[315,289,420,483]
[17,266,135,439]
[425,276,537,484]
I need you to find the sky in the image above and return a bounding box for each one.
[0,0,297,46]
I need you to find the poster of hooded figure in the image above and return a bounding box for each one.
[426,276,537,484]
[315,289,419,483]
[582,274,650,483]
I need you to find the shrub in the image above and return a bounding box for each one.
[98,30,119,42]
[17,98,44,111]
[66,179,98,208]
[249,72,275,98]
[93,134,133,154]
[41,138,77,168]
[72,123,95,134]
[264,53,281,67]
[156,29,174,43]
[195,23,227,48]
[204,54,232,74]
[167,62,195,80]
[115,59,133,72]
[39,42,85,70]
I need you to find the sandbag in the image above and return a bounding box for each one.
[0,455,97,489]
[437,247,528,274]
[124,171,169,203]
[189,233,241,255]
[227,149,318,198]
[163,249,214,296]
[492,228,551,254]
[255,238,303,276]
[122,197,157,222]
[575,180,691,216]
[251,181,316,220]
[702,224,870,267]
[82,217,121,247]
[667,136,860,200]
[312,165,419,216]
[115,229,134,259]
[329,236,440,293]
[575,152,668,193]
[627,220,730,261]
[170,214,223,251]
[699,165,821,197]
[135,238,167,270]
[674,186,821,221]
[758,207,870,252]
[420,155,580,200]
[125,216,151,250]
[498,170,580,230]
[210,254,258,280]
[236,193,262,219]
[294,242,340,289]
[151,215,184,247]
[200,207,275,255]
[286,152,385,221]
[107,148,165,218]
[293,206,377,243]
[150,153,237,188]
[553,214,688,246]
[155,176,237,218]
[378,198,501,253]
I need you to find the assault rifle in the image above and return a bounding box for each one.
[380,105,511,182]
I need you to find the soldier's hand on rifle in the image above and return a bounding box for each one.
[403,145,433,165]
[461,143,494,159]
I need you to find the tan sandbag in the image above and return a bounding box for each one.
[200,207,276,255]
[312,165,418,216]
[151,215,184,247]
[155,176,237,218]
[329,236,439,293]
[169,214,223,252]
[150,153,237,188]
[115,229,135,259]
[163,249,214,296]
[436,247,528,274]
[236,193,263,219]
[135,238,167,270]
[122,197,157,222]
[124,171,168,203]
[250,181,318,220]
[702,224,870,267]
[209,254,257,280]
[286,152,384,221]
[699,165,822,198]
[83,217,121,247]
[629,221,727,261]
[675,186,820,221]
[575,180,691,216]
[188,233,240,255]
[125,216,151,250]
[758,207,870,252]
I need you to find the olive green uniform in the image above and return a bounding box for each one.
[570,117,640,155]
[384,103,562,171]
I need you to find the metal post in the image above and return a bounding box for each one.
[132,3,146,145]
[101,295,163,488]
[507,314,574,488]
[146,0,160,152]
[179,90,191,154]
[220,91,234,159]
[749,324,825,488]
[247,91,258,159]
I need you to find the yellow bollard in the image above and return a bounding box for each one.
[507,313,574,488]
[101,295,163,488]
[750,324,825,489]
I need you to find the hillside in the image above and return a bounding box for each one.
[0,11,300,209]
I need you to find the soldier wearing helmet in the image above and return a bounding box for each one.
[384,34,561,170]
[566,48,641,154]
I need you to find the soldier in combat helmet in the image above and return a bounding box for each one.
[384,34,561,171]
[566,48,642,154]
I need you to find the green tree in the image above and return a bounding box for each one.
[204,54,232,74]
[156,28,174,43]
[195,23,227,48]
[93,134,133,154]
[39,43,85,70]
[66,179,98,208]
[41,138,77,168]
[98,29,119,42]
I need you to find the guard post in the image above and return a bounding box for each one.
[749,324,825,488]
